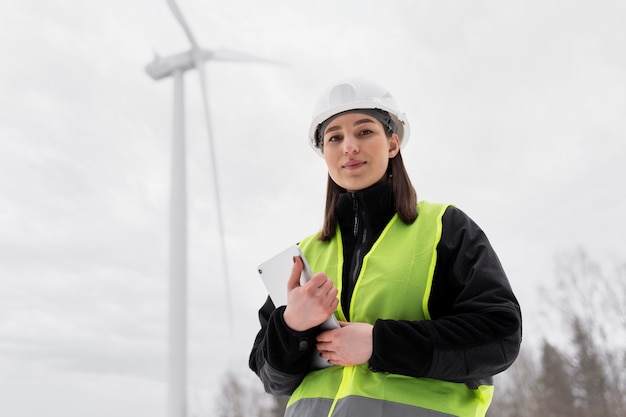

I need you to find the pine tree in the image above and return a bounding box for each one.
[571,316,611,417]
[536,340,576,417]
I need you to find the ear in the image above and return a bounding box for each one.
[388,134,400,158]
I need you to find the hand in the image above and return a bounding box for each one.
[283,256,339,332]
[315,321,373,366]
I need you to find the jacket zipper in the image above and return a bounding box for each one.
[351,193,368,284]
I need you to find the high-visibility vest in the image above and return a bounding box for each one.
[287,201,494,417]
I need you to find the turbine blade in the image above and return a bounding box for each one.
[199,48,284,66]
[167,0,199,49]
[194,58,235,327]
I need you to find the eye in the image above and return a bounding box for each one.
[326,134,342,143]
[358,129,374,137]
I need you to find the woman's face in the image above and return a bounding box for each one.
[322,112,400,192]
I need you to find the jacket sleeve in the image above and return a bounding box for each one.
[369,206,522,383]
[249,296,319,396]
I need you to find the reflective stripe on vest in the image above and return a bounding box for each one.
[288,201,494,417]
[286,395,458,417]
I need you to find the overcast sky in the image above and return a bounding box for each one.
[1,0,625,416]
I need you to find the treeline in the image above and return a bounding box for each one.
[488,316,625,416]
[216,250,625,417]
[488,249,625,416]
[214,372,287,417]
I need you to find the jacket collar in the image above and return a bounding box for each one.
[336,181,396,236]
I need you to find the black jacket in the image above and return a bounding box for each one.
[250,183,522,395]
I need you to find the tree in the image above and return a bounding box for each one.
[214,371,274,417]
[489,249,625,417]
[571,317,611,417]
[536,340,576,417]
[214,370,288,417]
[554,249,626,417]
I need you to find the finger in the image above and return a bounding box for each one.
[316,329,332,343]
[326,285,339,299]
[315,342,329,352]
[308,272,328,288]
[287,256,304,291]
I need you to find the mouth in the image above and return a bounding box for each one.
[343,160,366,170]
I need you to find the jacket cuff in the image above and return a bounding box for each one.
[369,319,433,377]
[265,306,319,372]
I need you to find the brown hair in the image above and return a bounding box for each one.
[318,150,418,241]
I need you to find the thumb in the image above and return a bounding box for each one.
[287,256,304,292]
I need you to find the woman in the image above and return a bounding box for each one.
[249,78,522,417]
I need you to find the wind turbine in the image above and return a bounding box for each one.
[145,1,273,416]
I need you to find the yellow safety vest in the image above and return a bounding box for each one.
[287,201,493,417]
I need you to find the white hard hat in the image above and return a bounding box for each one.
[308,78,410,157]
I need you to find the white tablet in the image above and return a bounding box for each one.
[257,245,340,331]
[258,245,305,307]
[257,245,340,368]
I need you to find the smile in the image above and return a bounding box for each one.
[343,160,366,170]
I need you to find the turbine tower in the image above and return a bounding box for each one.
[145,1,271,416]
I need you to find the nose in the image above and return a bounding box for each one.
[342,137,359,154]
